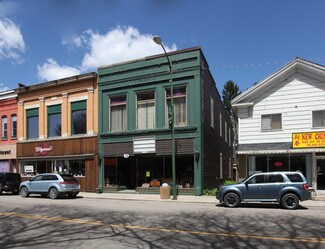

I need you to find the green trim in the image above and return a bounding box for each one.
[71,100,86,111]
[47,104,61,114]
[26,108,39,117]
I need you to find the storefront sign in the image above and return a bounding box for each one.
[24,165,34,173]
[133,136,156,154]
[293,132,325,148]
[35,143,53,156]
[0,144,16,159]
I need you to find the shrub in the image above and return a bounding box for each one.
[223,180,237,185]
[203,188,217,196]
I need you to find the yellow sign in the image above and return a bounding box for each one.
[146,171,150,177]
[292,132,325,148]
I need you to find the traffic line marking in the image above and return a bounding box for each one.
[0,212,324,244]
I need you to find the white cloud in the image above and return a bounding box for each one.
[37,58,81,81]
[0,83,10,92]
[0,17,25,62]
[40,26,177,82]
[80,26,177,70]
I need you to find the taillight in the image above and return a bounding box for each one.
[303,184,309,191]
[60,181,76,185]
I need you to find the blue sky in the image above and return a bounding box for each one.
[0,0,325,93]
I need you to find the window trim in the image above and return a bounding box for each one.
[312,110,325,128]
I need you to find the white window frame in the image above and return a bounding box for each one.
[261,113,282,131]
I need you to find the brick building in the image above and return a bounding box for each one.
[97,47,233,195]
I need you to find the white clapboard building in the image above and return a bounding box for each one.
[232,58,325,193]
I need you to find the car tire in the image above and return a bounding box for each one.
[20,187,29,198]
[49,188,59,199]
[281,193,299,209]
[223,192,240,208]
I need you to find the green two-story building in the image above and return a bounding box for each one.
[97,47,233,195]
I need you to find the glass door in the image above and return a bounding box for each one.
[316,158,325,190]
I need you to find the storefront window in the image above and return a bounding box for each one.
[20,159,85,176]
[248,155,267,175]
[268,154,289,172]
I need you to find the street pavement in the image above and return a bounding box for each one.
[79,191,325,207]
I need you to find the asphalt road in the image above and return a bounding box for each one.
[0,194,324,249]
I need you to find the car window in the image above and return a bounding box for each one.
[286,173,304,182]
[31,175,43,182]
[61,175,78,182]
[247,175,265,184]
[267,174,284,183]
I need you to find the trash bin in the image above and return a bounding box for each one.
[160,183,171,199]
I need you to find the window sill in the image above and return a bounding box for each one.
[261,129,283,132]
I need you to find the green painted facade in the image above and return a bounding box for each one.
[97,47,233,195]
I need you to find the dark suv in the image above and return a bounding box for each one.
[0,172,22,195]
[216,172,311,209]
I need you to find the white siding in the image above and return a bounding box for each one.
[238,73,325,144]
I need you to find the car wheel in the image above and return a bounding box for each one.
[49,188,59,199]
[223,192,240,208]
[20,187,29,198]
[281,193,299,209]
[68,193,77,199]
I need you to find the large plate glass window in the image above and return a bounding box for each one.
[137,91,155,130]
[110,96,127,132]
[261,114,282,130]
[166,87,187,127]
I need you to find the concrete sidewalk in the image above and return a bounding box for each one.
[79,192,325,207]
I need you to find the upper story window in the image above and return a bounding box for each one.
[261,114,282,131]
[48,105,61,137]
[26,108,39,139]
[71,101,86,135]
[11,114,17,138]
[166,87,187,127]
[1,116,7,140]
[210,97,214,128]
[137,91,155,130]
[312,110,325,128]
[219,112,222,137]
[110,96,127,132]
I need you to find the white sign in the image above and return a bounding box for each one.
[133,136,156,154]
[24,165,34,173]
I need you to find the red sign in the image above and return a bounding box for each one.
[274,162,283,167]
[35,143,53,156]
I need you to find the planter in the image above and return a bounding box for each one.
[103,185,127,193]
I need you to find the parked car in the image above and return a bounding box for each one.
[20,173,80,199]
[0,172,22,195]
[216,171,311,209]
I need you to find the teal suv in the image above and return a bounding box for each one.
[20,173,80,199]
[217,172,311,209]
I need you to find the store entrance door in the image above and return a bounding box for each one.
[316,158,325,190]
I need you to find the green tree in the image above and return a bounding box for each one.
[222,80,241,121]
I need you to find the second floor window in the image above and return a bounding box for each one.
[1,116,7,139]
[48,105,61,137]
[11,114,17,138]
[26,108,39,139]
[110,96,127,132]
[312,110,325,128]
[71,101,87,135]
[137,92,155,130]
[261,114,282,131]
[166,87,187,127]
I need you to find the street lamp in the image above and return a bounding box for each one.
[153,36,177,200]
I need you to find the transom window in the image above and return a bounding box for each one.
[166,87,187,127]
[261,114,282,130]
[312,110,325,127]
[110,96,127,132]
[137,91,155,130]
